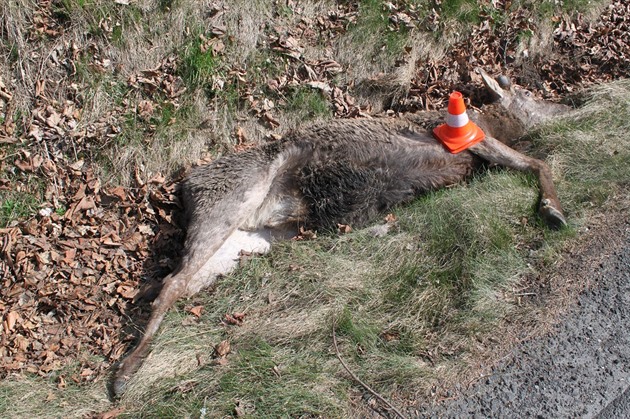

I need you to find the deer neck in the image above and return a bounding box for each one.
[470,105,527,146]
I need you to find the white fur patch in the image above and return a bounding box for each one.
[186,229,274,295]
[207,229,271,275]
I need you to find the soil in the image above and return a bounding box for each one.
[412,213,630,418]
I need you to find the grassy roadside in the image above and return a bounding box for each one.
[3,77,627,418]
[116,78,628,418]
[1,0,627,417]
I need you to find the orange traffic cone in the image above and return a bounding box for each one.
[433,91,485,153]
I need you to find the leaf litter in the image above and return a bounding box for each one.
[1,0,629,387]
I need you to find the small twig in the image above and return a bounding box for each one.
[332,319,407,419]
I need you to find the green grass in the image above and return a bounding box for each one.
[2,0,627,417]
[179,33,223,90]
[283,86,331,120]
[346,0,411,61]
[530,80,630,217]
[515,0,602,19]
[1,192,40,227]
[440,0,482,24]
[53,0,145,45]
[0,147,45,226]
[0,350,113,417]
[336,307,380,349]
[113,173,555,415]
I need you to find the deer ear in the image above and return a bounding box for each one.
[477,68,506,100]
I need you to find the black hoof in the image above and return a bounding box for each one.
[539,199,567,230]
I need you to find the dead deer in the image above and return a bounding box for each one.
[112,69,570,395]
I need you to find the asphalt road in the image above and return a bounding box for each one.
[415,217,630,418]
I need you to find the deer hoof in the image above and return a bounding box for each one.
[110,359,135,398]
[111,372,130,398]
[539,199,567,230]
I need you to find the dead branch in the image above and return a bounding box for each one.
[332,319,407,419]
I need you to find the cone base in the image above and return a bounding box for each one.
[433,122,486,154]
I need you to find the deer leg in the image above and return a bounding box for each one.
[112,161,291,396]
[112,235,231,397]
[112,228,275,396]
[469,136,567,229]
[112,269,189,396]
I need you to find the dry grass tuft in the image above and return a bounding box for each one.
[0,374,110,418]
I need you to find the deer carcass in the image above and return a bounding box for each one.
[112,69,570,395]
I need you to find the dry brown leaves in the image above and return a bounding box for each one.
[550,1,630,89]
[231,2,367,135]
[0,157,184,380]
[30,0,66,39]
[222,312,246,326]
[127,56,187,131]
[399,0,630,112]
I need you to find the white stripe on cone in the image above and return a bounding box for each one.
[446,112,469,128]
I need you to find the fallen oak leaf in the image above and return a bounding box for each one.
[306,80,333,94]
[337,224,352,234]
[69,159,84,171]
[3,311,21,333]
[57,375,66,389]
[223,312,246,326]
[62,248,77,264]
[14,335,30,351]
[101,236,122,247]
[72,183,87,201]
[261,111,280,129]
[189,305,204,318]
[14,159,34,172]
[105,186,126,201]
[213,340,231,358]
[46,110,61,128]
[235,125,246,144]
[148,173,166,185]
[116,285,138,300]
[93,407,126,419]
[66,195,96,219]
[137,100,154,119]
[294,226,316,240]
[380,330,400,342]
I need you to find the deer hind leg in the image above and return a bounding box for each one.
[112,269,188,396]
[112,166,290,396]
[112,226,278,396]
[469,136,567,229]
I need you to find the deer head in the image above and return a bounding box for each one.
[478,68,571,130]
